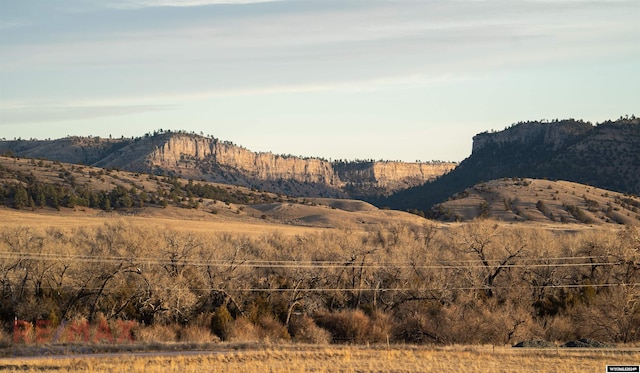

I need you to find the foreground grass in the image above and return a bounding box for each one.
[0,345,638,372]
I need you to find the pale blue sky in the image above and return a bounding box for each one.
[1,0,638,162]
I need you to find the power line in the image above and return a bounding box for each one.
[0,252,634,270]
[9,283,640,293]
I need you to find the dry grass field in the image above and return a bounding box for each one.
[0,345,638,372]
[0,202,432,240]
[0,205,329,237]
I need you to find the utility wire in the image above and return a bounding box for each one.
[0,252,634,269]
[9,283,640,293]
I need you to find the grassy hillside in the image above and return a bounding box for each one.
[430,178,640,225]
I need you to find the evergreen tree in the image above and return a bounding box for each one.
[103,197,111,211]
[13,185,29,209]
[35,189,46,208]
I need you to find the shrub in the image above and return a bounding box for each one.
[210,306,234,341]
[563,203,593,224]
[314,309,390,344]
[288,315,331,344]
[0,328,11,348]
[179,325,217,343]
[133,324,178,343]
[229,316,259,342]
[254,314,291,343]
[393,311,443,344]
[536,200,550,217]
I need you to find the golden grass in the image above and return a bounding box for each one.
[1,345,638,372]
[0,206,329,237]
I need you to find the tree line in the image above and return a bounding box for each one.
[0,164,277,211]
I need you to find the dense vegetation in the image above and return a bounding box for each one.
[1,221,638,345]
[0,161,276,212]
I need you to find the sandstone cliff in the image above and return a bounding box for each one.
[144,134,340,191]
[371,162,456,190]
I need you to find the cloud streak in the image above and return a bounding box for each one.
[107,0,285,9]
[0,70,479,125]
[0,104,173,125]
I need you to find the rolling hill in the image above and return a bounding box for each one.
[378,117,640,213]
[429,177,640,225]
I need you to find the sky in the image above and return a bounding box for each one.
[1,0,638,162]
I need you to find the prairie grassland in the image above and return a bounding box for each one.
[1,345,639,372]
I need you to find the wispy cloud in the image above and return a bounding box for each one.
[0,104,173,125]
[107,0,285,9]
[177,72,480,98]
[0,71,478,125]
[0,21,30,30]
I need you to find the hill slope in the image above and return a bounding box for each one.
[430,177,640,225]
[0,155,429,231]
[379,117,640,212]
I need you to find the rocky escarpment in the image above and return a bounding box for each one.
[0,137,127,165]
[140,135,343,197]
[144,135,454,197]
[472,119,592,154]
[0,132,456,199]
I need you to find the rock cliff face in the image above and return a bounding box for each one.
[146,134,455,197]
[146,135,338,186]
[472,120,592,154]
[371,162,456,189]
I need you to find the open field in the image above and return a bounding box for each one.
[0,206,329,237]
[0,202,603,239]
[0,203,436,239]
[0,344,639,372]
